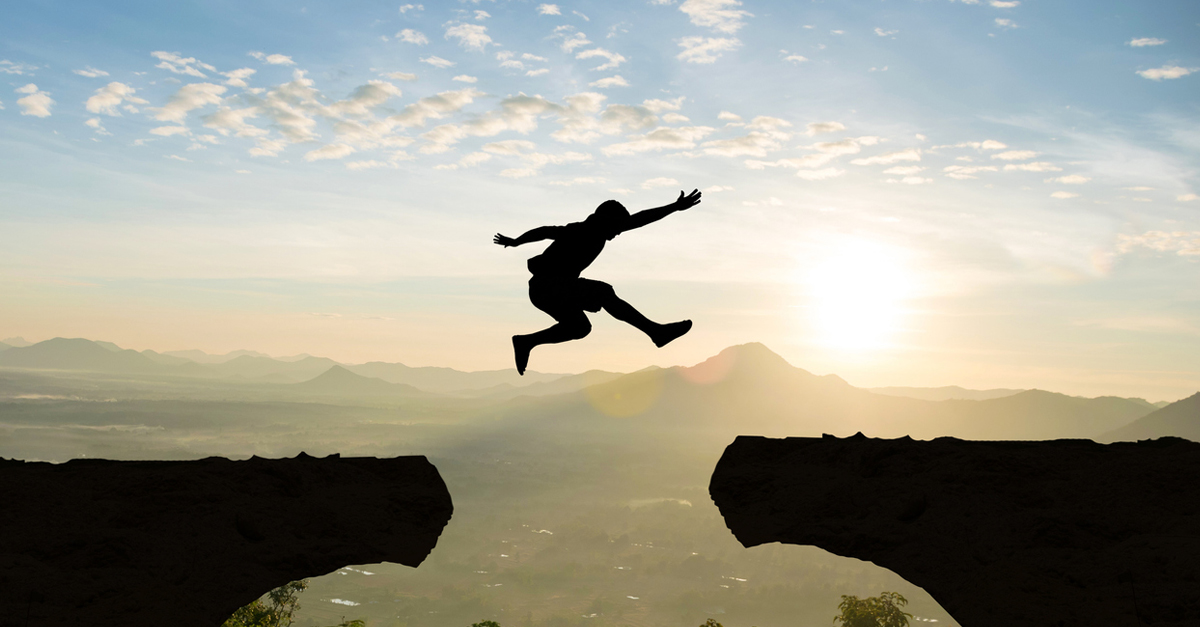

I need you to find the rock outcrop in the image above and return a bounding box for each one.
[0,453,453,627]
[710,434,1200,627]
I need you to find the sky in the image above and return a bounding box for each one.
[1,0,1198,401]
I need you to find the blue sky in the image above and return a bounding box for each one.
[2,0,1198,400]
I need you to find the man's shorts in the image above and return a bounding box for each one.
[528,276,613,322]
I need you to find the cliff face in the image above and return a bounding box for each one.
[0,453,453,627]
[709,434,1200,627]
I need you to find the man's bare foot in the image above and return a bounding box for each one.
[512,335,532,375]
[652,320,692,348]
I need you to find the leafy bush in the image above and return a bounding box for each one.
[833,591,911,627]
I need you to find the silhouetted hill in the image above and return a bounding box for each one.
[1099,392,1200,442]
[499,343,1154,441]
[346,361,564,393]
[0,342,10,353]
[0,338,163,373]
[295,365,428,398]
[868,385,1024,402]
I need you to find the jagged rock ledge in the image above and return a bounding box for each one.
[710,434,1200,627]
[0,453,453,627]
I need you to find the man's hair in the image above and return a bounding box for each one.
[594,199,629,220]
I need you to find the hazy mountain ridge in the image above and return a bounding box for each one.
[162,348,275,364]
[0,338,170,374]
[0,338,1189,441]
[1100,392,1200,442]
[344,361,564,394]
[295,365,429,398]
[868,385,1025,402]
[490,343,1161,442]
[0,338,565,390]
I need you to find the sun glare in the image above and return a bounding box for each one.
[805,240,912,352]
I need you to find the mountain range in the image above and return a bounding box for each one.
[1,337,1195,442]
[484,343,1169,441]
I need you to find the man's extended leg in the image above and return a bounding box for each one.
[512,315,591,375]
[595,284,691,348]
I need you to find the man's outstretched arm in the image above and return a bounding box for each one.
[622,189,702,233]
[494,225,561,247]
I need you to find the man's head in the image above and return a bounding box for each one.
[589,200,629,239]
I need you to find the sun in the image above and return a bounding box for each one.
[804,240,912,352]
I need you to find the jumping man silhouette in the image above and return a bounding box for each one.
[494,189,702,374]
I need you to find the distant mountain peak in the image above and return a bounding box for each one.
[678,342,810,386]
[2,337,32,347]
[296,364,424,397]
[312,365,358,380]
[710,342,796,369]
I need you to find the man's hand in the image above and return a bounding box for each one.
[673,189,702,211]
[494,233,518,247]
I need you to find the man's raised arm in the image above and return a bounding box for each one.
[494,225,561,247]
[622,189,702,233]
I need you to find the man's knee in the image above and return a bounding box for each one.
[567,317,592,340]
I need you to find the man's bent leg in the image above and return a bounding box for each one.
[513,315,591,375]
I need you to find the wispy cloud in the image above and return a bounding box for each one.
[1118,231,1200,257]
[850,148,921,166]
[304,143,356,162]
[398,29,429,45]
[1137,65,1196,80]
[992,150,1038,160]
[153,51,215,77]
[154,83,226,123]
[806,121,845,136]
[73,66,110,78]
[0,60,38,75]
[642,176,679,189]
[1128,38,1167,47]
[589,75,629,88]
[86,82,149,115]
[1045,174,1090,184]
[679,0,752,34]
[1003,162,1061,172]
[445,23,493,52]
[943,165,997,179]
[249,51,295,65]
[676,37,740,64]
[577,48,627,71]
[537,4,561,15]
[602,126,715,155]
